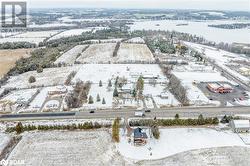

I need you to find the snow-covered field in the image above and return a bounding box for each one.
[3,66,80,89]
[48,28,92,41]
[0,88,38,104]
[54,45,88,65]
[76,43,154,63]
[28,23,76,28]
[184,42,250,84]
[126,37,145,44]
[116,43,155,63]
[0,30,60,45]
[7,130,124,166]
[76,43,117,63]
[0,132,11,154]
[72,64,166,84]
[173,71,234,106]
[118,128,249,160]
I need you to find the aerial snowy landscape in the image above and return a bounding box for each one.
[0,0,250,165]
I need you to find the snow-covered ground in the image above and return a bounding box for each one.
[118,128,249,160]
[72,64,166,84]
[173,71,234,106]
[144,84,180,108]
[54,45,88,65]
[3,66,80,89]
[85,38,123,44]
[28,23,76,28]
[116,43,155,63]
[83,84,113,109]
[126,37,145,44]
[0,132,11,154]
[48,28,93,41]
[76,43,154,63]
[0,30,60,45]
[0,88,38,104]
[184,42,250,84]
[7,130,123,166]
[76,43,117,63]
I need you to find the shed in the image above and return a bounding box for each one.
[230,120,250,133]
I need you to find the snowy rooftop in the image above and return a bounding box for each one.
[232,120,250,128]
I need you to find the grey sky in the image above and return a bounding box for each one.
[27,0,250,11]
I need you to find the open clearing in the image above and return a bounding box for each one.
[3,66,80,89]
[116,43,154,63]
[0,49,33,78]
[54,45,88,65]
[0,31,60,45]
[7,130,125,166]
[72,64,165,84]
[75,43,154,63]
[76,43,117,63]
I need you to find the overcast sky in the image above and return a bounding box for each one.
[26,0,250,11]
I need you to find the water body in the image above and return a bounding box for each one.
[130,20,250,44]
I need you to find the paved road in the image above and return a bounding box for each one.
[1,106,250,121]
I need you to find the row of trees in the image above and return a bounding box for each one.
[8,121,110,134]
[168,74,189,106]
[0,42,36,49]
[129,114,219,127]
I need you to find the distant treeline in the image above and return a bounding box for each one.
[208,23,250,29]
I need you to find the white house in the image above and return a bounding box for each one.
[230,120,250,133]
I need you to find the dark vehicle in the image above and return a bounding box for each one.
[145,109,151,113]
[89,110,95,113]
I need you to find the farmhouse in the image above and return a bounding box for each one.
[230,120,250,133]
[207,82,233,93]
[134,127,148,145]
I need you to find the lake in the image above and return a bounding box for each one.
[130,20,250,44]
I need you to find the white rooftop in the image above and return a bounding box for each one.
[232,120,250,128]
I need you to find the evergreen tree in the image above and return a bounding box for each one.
[15,122,23,134]
[175,114,179,119]
[108,79,112,87]
[88,95,94,104]
[96,94,101,102]
[113,87,119,97]
[102,98,106,104]
[99,80,103,87]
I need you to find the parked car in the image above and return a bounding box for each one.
[89,110,95,113]
[134,111,145,117]
[145,109,151,113]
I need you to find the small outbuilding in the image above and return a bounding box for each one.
[230,120,250,133]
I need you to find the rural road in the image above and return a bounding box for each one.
[0,106,250,121]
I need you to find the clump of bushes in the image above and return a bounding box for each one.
[28,76,36,83]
